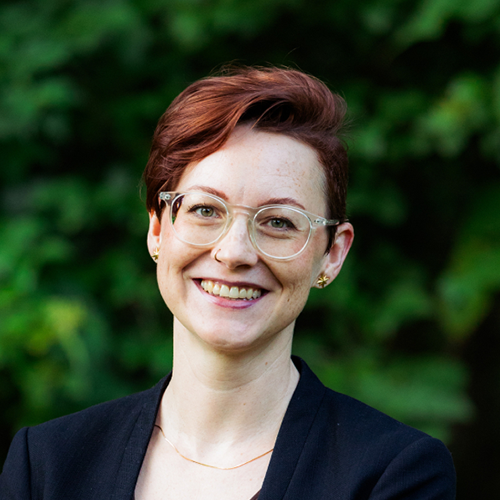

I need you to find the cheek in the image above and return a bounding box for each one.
[280,242,326,305]
[284,284,311,322]
[156,257,173,308]
[156,227,192,301]
[278,257,320,306]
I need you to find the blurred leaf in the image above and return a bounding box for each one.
[396,0,500,45]
[438,184,500,339]
[414,74,490,157]
[2,0,500,472]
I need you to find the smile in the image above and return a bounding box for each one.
[200,280,262,300]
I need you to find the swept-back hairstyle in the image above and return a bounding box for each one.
[144,66,349,230]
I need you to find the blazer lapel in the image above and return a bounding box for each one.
[258,357,327,500]
[111,374,171,500]
[108,358,325,500]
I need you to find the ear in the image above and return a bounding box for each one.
[314,223,354,288]
[147,210,162,257]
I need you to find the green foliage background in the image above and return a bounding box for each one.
[1,0,499,496]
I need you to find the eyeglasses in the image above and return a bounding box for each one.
[159,191,339,260]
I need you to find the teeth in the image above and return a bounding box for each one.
[200,280,263,300]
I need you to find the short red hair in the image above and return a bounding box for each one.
[144,66,349,229]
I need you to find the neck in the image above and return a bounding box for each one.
[158,318,299,460]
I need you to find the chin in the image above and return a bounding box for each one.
[195,318,294,356]
[198,328,263,353]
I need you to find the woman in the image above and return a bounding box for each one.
[0,66,455,499]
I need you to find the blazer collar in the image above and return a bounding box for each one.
[111,357,326,499]
[111,373,171,499]
[259,356,327,500]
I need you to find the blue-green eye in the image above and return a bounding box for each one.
[195,206,215,217]
[270,218,288,228]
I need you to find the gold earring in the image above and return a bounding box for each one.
[152,247,160,262]
[317,274,329,288]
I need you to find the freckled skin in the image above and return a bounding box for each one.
[148,126,353,357]
[138,126,353,500]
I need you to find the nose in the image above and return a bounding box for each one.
[211,214,259,269]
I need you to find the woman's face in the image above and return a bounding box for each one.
[148,126,353,355]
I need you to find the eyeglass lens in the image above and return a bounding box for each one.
[170,193,311,258]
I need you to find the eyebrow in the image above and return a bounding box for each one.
[186,185,228,199]
[185,186,306,211]
[263,197,306,210]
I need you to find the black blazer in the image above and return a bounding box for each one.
[0,357,456,499]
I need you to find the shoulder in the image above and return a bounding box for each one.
[22,376,167,452]
[321,385,427,445]
[288,358,456,498]
[0,376,169,498]
[321,386,455,475]
[32,378,165,438]
[295,356,448,451]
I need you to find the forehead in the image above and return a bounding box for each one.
[176,127,327,214]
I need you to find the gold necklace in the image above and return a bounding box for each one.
[154,424,274,470]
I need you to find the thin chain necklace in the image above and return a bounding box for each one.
[154,424,274,470]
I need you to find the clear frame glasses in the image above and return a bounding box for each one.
[159,191,340,260]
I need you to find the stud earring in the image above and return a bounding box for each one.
[152,247,160,262]
[317,274,329,288]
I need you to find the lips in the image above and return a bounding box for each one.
[200,280,263,300]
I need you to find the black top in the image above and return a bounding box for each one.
[0,357,456,499]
